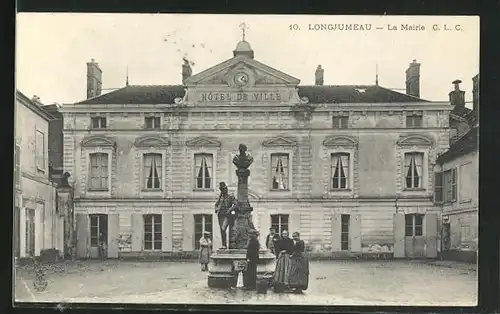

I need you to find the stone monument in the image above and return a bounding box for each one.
[207,144,276,288]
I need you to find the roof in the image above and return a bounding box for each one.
[436,126,478,164]
[76,84,428,105]
[450,105,472,118]
[16,90,55,121]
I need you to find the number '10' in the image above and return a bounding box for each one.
[289,24,300,30]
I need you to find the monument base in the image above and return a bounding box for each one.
[207,249,276,288]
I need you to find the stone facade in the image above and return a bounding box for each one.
[15,91,63,259]
[60,42,453,259]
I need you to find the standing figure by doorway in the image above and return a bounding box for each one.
[215,182,238,249]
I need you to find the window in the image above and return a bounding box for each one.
[341,214,350,251]
[405,214,424,237]
[25,208,35,257]
[89,153,109,190]
[404,152,424,189]
[14,207,20,258]
[194,214,213,249]
[145,116,161,129]
[36,130,45,170]
[14,144,20,186]
[91,117,107,129]
[271,214,289,235]
[435,169,457,203]
[90,214,107,247]
[143,153,162,190]
[144,214,162,250]
[194,153,213,189]
[332,116,348,129]
[331,153,350,190]
[271,153,289,190]
[406,115,422,128]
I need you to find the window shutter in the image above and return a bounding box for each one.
[107,214,120,258]
[393,213,405,258]
[162,212,173,252]
[76,214,90,258]
[451,168,457,202]
[425,213,438,258]
[288,213,301,238]
[434,172,443,203]
[349,214,362,252]
[330,213,341,252]
[182,213,194,251]
[131,214,143,252]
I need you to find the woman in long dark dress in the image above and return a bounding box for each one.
[272,230,294,293]
[288,232,309,293]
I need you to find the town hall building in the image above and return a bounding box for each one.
[59,39,456,259]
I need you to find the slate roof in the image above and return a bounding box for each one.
[436,126,478,164]
[450,105,472,118]
[76,84,428,105]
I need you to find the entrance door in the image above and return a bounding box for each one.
[25,208,35,257]
[442,223,451,251]
[89,214,108,259]
[404,214,425,258]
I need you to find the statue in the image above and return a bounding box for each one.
[215,182,238,249]
[61,172,71,188]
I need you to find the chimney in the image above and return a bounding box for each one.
[182,58,192,84]
[449,79,465,108]
[86,59,102,99]
[405,59,420,98]
[315,65,324,86]
[472,74,479,113]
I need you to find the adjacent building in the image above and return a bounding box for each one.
[14,91,64,259]
[435,74,479,263]
[60,41,455,259]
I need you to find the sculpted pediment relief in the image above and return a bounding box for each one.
[322,135,358,147]
[397,134,433,147]
[262,136,298,147]
[134,135,171,148]
[184,55,300,87]
[81,136,116,148]
[186,136,222,148]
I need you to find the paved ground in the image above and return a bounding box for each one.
[14,260,477,306]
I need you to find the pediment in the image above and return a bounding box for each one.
[262,136,298,147]
[397,134,433,147]
[134,135,171,148]
[81,136,116,148]
[186,136,222,148]
[322,135,358,147]
[184,55,300,87]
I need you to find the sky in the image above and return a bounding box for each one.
[16,14,479,106]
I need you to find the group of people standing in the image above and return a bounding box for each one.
[198,227,309,294]
[266,228,309,293]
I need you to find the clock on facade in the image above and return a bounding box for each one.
[233,72,249,87]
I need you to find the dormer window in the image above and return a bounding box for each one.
[145,116,161,129]
[91,117,107,129]
[332,116,348,129]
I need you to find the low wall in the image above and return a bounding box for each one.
[439,250,477,264]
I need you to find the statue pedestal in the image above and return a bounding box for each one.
[207,249,276,288]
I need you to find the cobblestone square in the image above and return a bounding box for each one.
[15,260,477,306]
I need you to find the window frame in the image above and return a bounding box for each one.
[405,114,423,128]
[142,152,163,191]
[144,116,162,130]
[270,153,291,191]
[404,213,424,237]
[341,214,350,251]
[90,117,107,129]
[270,214,289,235]
[441,168,457,203]
[88,152,110,191]
[143,214,162,251]
[330,152,351,191]
[193,153,214,191]
[332,115,349,129]
[402,151,426,191]
[194,214,213,250]
[35,129,46,171]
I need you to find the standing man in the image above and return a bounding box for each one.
[266,228,281,255]
[244,229,260,290]
[215,182,238,249]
